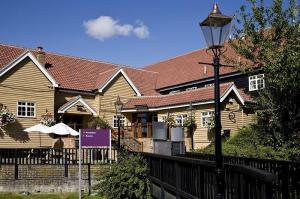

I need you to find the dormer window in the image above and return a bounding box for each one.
[186,87,197,91]
[169,90,180,94]
[249,74,265,91]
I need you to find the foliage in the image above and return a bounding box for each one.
[40,112,56,127]
[197,125,300,161]
[164,114,176,127]
[183,115,197,129]
[0,106,15,127]
[88,116,112,129]
[0,193,103,199]
[94,151,151,199]
[228,0,300,148]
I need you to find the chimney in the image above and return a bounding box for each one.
[203,65,207,76]
[36,46,45,66]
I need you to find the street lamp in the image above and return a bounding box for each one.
[114,96,123,148]
[186,102,195,150]
[199,3,233,199]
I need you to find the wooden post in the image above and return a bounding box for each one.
[88,164,91,195]
[14,163,18,180]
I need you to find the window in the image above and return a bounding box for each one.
[186,87,197,91]
[113,115,125,128]
[175,114,187,126]
[169,90,180,94]
[205,83,214,87]
[17,101,35,117]
[161,116,167,122]
[249,74,265,91]
[201,111,214,127]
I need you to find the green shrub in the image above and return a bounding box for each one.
[88,116,111,129]
[94,151,151,199]
[197,125,300,161]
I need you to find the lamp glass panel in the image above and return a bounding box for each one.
[201,19,232,48]
[219,22,232,46]
[200,25,214,48]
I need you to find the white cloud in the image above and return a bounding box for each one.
[133,21,150,39]
[83,16,150,41]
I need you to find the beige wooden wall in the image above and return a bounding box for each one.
[55,92,96,112]
[157,98,255,149]
[98,74,136,128]
[0,58,54,148]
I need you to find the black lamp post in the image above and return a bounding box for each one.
[186,102,195,150]
[114,96,123,149]
[199,3,233,199]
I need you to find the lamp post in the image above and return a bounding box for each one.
[199,3,233,199]
[186,102,195,150]
[114,96,123,149]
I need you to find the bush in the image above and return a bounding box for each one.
[94,151,151,199]
[197,125,300,161]
[88,116,111,129]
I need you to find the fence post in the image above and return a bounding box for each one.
[175,161,181,198]
[14,162,18,180]
[160,157,165,199]
[88,164,91,195]
[64,148,68,177]
[282,161,289,199]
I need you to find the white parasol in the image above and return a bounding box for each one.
[45,122,79,136]
[24,123,50,133]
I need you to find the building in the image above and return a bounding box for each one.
[0,43,264,151]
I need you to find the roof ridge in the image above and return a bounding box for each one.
[0,43,124,68]
[121,66,159,74]
[97,68,120,76]
[143,47,208,69]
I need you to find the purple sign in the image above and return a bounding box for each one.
[80,129,110,148]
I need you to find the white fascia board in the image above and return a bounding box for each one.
[122,100,215,112]
[220,84,245,105]
[0,51,58,87]
[98,68,141,96]
[122,85,246,112]
[58,97,97,116]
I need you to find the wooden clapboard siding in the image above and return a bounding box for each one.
[0,58,54,148]
[157,99,256,149]
[54,91,96,112]
[99,74,137,127]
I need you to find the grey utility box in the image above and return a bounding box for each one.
[153,122,167,140]
[170,127,184,142]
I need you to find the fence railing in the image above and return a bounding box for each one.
[142,152,276,199]
[178,152,300,199]
[0,148,117,165]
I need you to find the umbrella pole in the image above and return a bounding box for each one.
[39,132,41,147]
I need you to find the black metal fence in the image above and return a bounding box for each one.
[0,148,117,165]
[142,152,276,199]
[178,152,300,199]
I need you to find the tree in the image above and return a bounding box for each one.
[228,0,300,148]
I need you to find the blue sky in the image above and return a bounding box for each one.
[0,0,271,67]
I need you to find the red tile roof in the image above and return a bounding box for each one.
[124,82,240,109]
[143,43,253,90]
[0,44,159,94]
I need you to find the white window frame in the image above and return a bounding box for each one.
[175,114,187,126]
[113,115,125,128]
[249,74,265,91]
[17,101,36,118]
[201,111,214,128]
